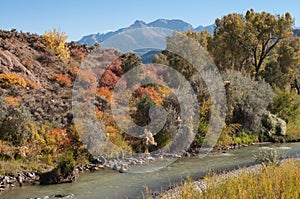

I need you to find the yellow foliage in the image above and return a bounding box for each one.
[42,28,70,61]
[0,73,26,88]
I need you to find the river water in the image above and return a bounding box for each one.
[1,142,300,199]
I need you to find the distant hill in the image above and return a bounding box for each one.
[294,29,300,37]
[78,19,215,46]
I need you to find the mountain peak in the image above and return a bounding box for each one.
[148,19,193,31]
[78,19,215,45]
[131,20,147,27]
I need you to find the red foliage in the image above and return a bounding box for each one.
[71,48,85,62]
[99,69,120,89]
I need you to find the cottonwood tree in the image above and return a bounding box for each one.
[212,9,294,79]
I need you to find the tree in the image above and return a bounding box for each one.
[183,30,212,51]
[263,36,300,91]
[212,9,294,78]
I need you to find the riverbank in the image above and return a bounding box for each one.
[148,158,300,199]
[0,141,288,192]
[0,141,299,198]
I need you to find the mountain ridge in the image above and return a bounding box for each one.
[78,19,215,46]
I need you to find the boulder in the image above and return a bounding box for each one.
[262,112,286,136]
[39,168,75,185]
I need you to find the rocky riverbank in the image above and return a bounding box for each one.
[0,153,181,192]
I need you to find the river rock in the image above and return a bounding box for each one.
[95,155,107,165]
[39,169,75,185]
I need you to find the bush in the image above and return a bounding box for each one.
[271,88,300,123]
[0,73,26,88]
[223,71,275,133]
[4,96,22,106]
[0,105,34,146]
[254,147,282,166]
[233,131,259,145]
[50,73,71,86]
[42,28,70,61]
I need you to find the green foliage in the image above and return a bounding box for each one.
[212,9,294,78]
[233,131,259,145]
[193,122,208,147]
[56,151,75,176]
[271,88,300,123]
[120,52,141,73]
[0,105,34,146]
[263,37,300,89]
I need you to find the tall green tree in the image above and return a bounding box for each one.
[212,9,294,79]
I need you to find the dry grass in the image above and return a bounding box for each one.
[145,159,300,199]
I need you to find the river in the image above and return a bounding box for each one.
[1,142,300,199]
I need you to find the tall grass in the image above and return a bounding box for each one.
[145,159,300,199]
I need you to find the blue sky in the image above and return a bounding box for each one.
[1,0,299,41]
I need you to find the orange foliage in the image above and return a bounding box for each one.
[4,96,22,106]
[137,86,163,105]
[26,79,39,89]
[45,128,71,150]
[0,73,27,88]
[96,87,112,102]
[51,73,71,86]
[69,66,79,78]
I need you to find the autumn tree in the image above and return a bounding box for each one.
[212,9,294,79]
[263,36,300,90]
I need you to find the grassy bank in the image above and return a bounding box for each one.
[144,159,300,199]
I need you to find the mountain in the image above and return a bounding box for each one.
[78,19,215,46]
[194,24,215,33]
[294,29,300,37]
[148,19,193,31]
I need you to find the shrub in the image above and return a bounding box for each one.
[0,73,27,88]
[233,130,259,145]
[57,151,75,175]
[0,105,34,146]
[96,87,112,103]
[68,66,79,79]
[271,88,300,123]
[254,147,282,166]
[71,48,85,62]
[43,128,71,155]
[4,96,22,106]
[26,79,39,89]
[223,70,275,133]
[42,28,70,61]
[51,73,71,86]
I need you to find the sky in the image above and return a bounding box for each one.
[1,0,300,41]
